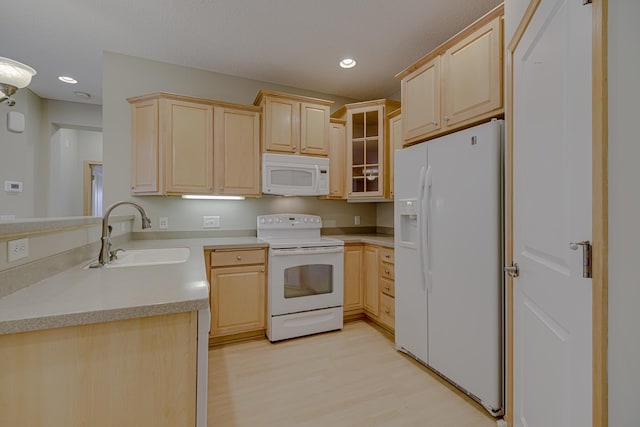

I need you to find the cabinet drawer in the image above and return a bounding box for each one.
[379,293,395,331]
[211,249,265,267]
[379,277,395,298]
[379,262,395,281]
[379,248,395,264]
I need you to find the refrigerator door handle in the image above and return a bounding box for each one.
[417,166,427,290]
[424,165,432,291]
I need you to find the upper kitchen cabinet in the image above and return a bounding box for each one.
[163,98,214,194]
[128,92,261,197]
[319,118,346,199]
[333,99,401,200]
[213,104,261,197]
[401,57,441,143]
[396,4,503,146]
[386,108,402,200]
[254,90,333,156]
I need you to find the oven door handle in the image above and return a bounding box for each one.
[270,247,344,256]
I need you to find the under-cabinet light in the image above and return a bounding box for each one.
[181,195,245,200]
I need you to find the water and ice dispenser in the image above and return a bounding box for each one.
[397,199,418,247]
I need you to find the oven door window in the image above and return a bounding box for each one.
[284,264,333,298]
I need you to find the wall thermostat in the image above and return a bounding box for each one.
[7,111,25,133]
[4,181,23,193]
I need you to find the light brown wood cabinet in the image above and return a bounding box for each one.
[342,243,395,333]
[213,105,261,196]
[333,99,401,200]
[397,5,503,146]
[378,247,395,332]
[325,118,347,199]
[128,92,261,197]
[0,312,198,426]
[254,90,333,156]
[363,245,380,316]
[163,98,214,194]
[343,243,363,315]
[386,109,402,199]
[207,248,267,339]
[402,56,441,143]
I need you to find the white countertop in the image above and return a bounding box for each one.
[0,234,392,335]
[0,237,267,335]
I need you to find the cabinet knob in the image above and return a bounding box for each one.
[302,146,306,151]
[261,268,265,272]
[385,254,390,259]
[444,116,450,122]
[385,269,390,274]
[432,121,438,126]
[384,309,391,314]
[385,286,390,291]
[237,256,242,261]
[292,146,297,150]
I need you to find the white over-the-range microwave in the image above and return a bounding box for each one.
[262,153,329,196]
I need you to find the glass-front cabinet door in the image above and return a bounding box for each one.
[347,105,384,198]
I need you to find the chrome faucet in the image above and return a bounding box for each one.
[96,201,151,266]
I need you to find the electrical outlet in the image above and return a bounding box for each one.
[354,215,361,225]
[8,238,29,262]
[203,216,220,228]
[159,216,169,230]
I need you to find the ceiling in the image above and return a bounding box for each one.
[2,0,501,105]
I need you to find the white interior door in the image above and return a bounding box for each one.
[512,0,592,426]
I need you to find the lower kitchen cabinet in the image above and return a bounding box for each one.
[207,248,267,341]
[344,243,395,333]
[344,243,364,316]
[363,245,380,316]
[378,246,396,332]
[0,312,198,426]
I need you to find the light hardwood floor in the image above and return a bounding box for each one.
[208,321,497,426]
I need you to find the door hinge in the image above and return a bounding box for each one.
[504,262,520,278]
[583,0,592,5]
[570,241,592,278]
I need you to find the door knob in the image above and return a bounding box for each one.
[504,262,520,278]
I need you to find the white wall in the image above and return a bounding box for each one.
[102,52,379,231]
[0,89,42,219]
[608,0,640,425]
[48,129,102,217]
[38,100,102,216]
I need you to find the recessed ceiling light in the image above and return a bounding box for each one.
[73,91,91,99]
[58,76,78,84]
[339,58,357,69]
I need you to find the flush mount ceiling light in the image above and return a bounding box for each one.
[58,75,78,84]
[339,58,357,69]
[0,57,37,106]
[181,195,245,201]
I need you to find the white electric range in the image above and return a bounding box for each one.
[257,214,344,342]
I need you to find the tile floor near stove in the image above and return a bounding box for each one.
[208,321,496,427]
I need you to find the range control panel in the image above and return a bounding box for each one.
[257,214,322,230]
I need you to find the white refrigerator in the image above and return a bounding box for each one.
[394,119,504,416]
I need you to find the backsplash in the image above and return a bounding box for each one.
[0,217,132,297]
